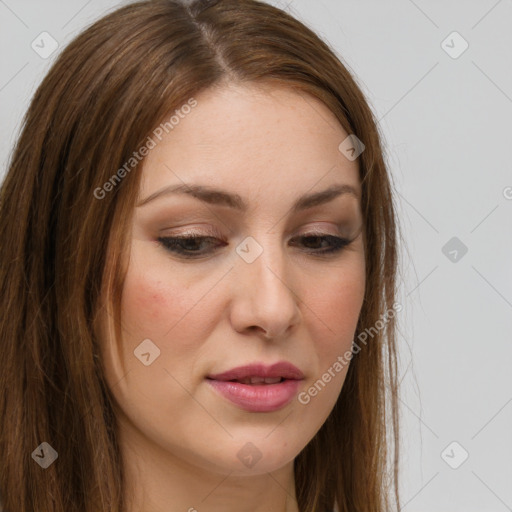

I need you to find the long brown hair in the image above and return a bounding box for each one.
[0,0,400,510]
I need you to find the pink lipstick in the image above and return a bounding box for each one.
[206,362,304,412]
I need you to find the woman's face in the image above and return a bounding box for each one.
[100,82,365,477]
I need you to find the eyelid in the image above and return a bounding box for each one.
[301,223,344,234]
[159,219,357,242]
[163,227,347,242]
[298,222,354,239]
[160,225,224,238]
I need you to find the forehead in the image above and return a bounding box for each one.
[137,82,361,207]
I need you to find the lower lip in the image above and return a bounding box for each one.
[206,378,302,412]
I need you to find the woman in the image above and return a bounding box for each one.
[0,0,401,511]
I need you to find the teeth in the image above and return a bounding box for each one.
[237,376,283,385]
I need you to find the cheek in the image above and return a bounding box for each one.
[295,267,365,428]
[122,271,177,337]
[118,243,223,374]
[129,276,172,322]
[309,264,366,352]
[297,262,364,410]
[121,245,200,339]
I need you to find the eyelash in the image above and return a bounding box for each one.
[157,231,353,259]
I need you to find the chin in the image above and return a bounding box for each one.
[227,436,303,476]
[183,435,302,477]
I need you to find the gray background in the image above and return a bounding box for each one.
[1,1,511,510]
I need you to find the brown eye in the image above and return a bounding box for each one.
[158,235,226,258]
[157,232,352,260]
[290,233,352,254]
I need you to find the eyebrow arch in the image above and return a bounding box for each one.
[136,182,359,213]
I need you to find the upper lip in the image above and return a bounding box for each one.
[207,361,304,381]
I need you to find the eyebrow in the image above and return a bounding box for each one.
[136,182,359,213]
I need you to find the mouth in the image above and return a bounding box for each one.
[217,376,286,385]
[205,362,304,412]
[206,361,304,382]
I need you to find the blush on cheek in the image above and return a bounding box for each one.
[143,289,170,322]
[312,289,363,328]
[308,283,364,357]
[122,268,206,344]
[122,271,180,332]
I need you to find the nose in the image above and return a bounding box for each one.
[228,236,302,340]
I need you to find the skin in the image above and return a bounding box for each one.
[98,82,366,512]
